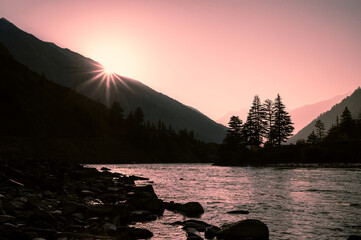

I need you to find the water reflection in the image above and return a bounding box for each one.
[90,164,361,239]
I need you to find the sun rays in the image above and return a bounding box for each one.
[76,62,133,106]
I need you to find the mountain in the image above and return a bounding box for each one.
[0,17,226,143]
[289,92,350,135]
[0,41,127,161]
[0,42,215,163]
[288,87,361,143]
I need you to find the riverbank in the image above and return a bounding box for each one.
[0,153,164,239]
[0,154,274,240]
[215,140,361,167]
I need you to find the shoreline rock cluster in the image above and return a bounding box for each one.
[0,154,159,239]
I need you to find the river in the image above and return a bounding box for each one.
[90,164,361,239]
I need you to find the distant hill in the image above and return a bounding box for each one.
[288,87,361,143]
[289,92,350,135]
[0,17,226,143]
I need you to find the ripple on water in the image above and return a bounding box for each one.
[90,164,361,240]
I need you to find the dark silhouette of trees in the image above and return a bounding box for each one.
[314,119,325,142]
[244,95,266,149]
[110,101,124,120]
[219,98,361,166]
[223,94,294,151]
[339,106,356,139]
[307,130,318,144]
[272,94,294,146]
[223,116,243,150]
[109,101,124,135]
[305,107,361,143]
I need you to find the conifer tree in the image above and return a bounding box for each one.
[223,116,243,150]
[314,119,325,142]
[307,130,318,144]
[272,94,294,146]
[340,107,353,127]
[340,106,355,139]
[243,95,266,148]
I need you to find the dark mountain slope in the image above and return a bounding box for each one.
[0,17,226,143]
[0,44,109,137]
[0,42,216,163]
[288,87,361,143]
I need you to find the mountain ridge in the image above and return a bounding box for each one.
[288,87,361,143]
[288,92,351,135]
[0,41,215,163]
[0,17,226,143]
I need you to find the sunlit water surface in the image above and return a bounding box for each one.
[90,164,361,239]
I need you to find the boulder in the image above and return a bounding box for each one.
[185,227,204,240]
[127,194,164,214]
[176,202,204,217]
[216,219,269,240]
[132,185,157,198]
[164,201,182,211]
[117,226,153,239]
[182,220,212,232]
[204,225,221,239]
[130,210,157,222]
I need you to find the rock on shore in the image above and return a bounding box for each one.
[216,219,269,240]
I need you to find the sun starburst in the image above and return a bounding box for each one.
[76,62,133,106]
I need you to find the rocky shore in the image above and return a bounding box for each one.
[0,153,161,239]
[2,153,359,239]
[0,153,271,240]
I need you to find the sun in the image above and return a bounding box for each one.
[76,60,134,107]
[102,65,116,75]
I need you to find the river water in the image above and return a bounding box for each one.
[91,164,361,239]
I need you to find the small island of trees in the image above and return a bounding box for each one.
[222,94,294,150]
[217,95,361,167]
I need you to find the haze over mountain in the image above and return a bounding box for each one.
[0,17,226,143]
[288,92,350,135]
[288,87,361,143]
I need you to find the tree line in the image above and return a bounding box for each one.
[107,101,214,162]
[223,94,294,151]
[303,106,361,144]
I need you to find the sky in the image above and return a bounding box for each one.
[1,0,360,121]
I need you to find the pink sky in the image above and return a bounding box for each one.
[1,0,360,121]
